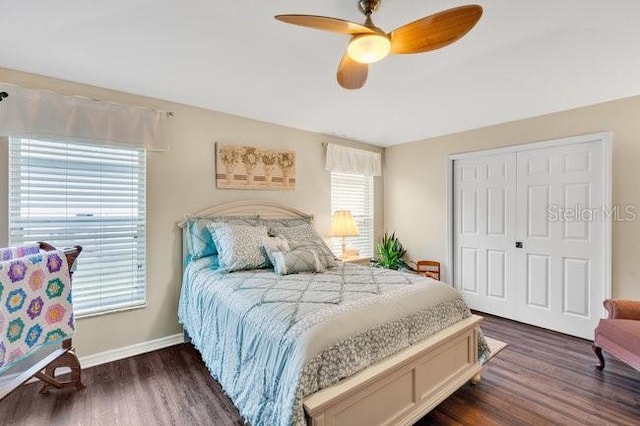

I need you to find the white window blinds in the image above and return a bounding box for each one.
[8,138,147,317]
[331,172,374,258]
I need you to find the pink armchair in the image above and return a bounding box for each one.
[593,299,640,371]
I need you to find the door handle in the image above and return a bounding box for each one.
[515,241,523,249]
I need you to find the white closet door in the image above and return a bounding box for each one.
[515,141,603,338]
[454,153,517,317]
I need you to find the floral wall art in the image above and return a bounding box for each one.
[216,144,296,190]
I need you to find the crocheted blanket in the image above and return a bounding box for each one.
[0,246,75,372]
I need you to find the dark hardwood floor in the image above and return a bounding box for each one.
[2,314,639,425]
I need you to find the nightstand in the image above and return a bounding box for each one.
[341,256,372,266]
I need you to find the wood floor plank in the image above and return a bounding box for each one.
[1,313,638,425]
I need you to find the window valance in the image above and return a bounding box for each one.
[325,143,382,176]
[0,83,169,151]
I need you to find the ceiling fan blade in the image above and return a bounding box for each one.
[389,5,483,54]
[337,53,368,90]
[275,15,376,36]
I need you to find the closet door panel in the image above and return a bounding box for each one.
[515,141,603,338]
[454,153,516,317]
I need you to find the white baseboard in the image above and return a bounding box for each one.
[18,333,185,385]
[79,333,185,369]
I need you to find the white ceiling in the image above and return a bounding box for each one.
[2,1,640,147]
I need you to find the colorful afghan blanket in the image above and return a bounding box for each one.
[0,243,40,261]
[0,248,75,372]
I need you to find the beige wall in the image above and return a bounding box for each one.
[0,137,6,248]
[384,95,640,300]
[0,68,384,357]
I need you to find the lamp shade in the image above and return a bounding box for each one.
[328,210,360,237]
[347,33,391,64]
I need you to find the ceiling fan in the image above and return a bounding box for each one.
[275,0,483,90]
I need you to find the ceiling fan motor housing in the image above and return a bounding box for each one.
[358,0,382,16]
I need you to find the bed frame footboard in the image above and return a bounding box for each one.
[304,315,482,426]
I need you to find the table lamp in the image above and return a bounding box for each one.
[328,210,360,259]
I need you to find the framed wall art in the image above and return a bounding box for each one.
[216,143,296,190]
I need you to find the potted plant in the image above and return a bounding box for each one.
[373,232,407,270]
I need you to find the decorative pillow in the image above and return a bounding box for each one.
[259,217,312,228]
[210,256,220,270]
[186,218,217,259]
[184,253,220,270]
[272,248,325,275]
[207,223,270,272]
[207,254,222,271]
[0,244,40,261]
[185,215,261,259]
[263,236,291,266]
[270,224,337,269]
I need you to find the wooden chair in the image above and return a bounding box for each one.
[416,260,441,281]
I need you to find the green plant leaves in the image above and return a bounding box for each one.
[374,231,407,270]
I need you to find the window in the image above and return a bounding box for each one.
[331,172,374,257]
[9,138,146,317]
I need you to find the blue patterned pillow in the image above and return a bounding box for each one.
[185,216,261,259]
[186,218,217,259]
[271,248,325,275]
[184,254,220,270]
[207,223,270,272]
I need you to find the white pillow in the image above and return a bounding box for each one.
[272,248,325,275]
[269,224,337,268]
[263,236,291,266]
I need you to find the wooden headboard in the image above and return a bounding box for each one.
[178,200,314,268]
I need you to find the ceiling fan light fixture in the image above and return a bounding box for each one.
[347,33,391,64]
[275,2,483,89]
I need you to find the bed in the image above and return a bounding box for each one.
[178,201,489,426]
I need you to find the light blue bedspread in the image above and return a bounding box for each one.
[179,259,489,426]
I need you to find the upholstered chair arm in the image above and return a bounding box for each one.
[603,299,640,320]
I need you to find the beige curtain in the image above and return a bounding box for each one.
[325,143,381,176]
[0,82,169,151]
